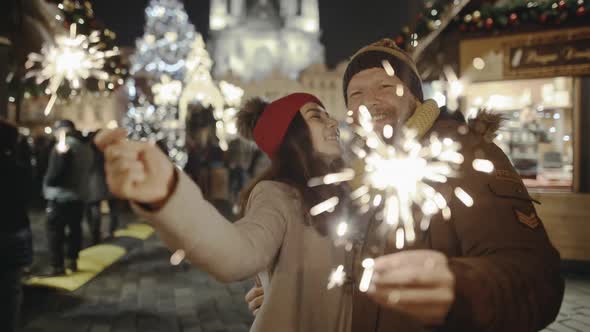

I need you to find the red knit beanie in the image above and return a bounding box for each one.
[253,93,324,158]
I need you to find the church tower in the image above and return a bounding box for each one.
[209,0,324,81]
[210,0,245,31]
[283,0,319,34]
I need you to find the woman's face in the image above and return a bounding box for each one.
[299,102,341,159]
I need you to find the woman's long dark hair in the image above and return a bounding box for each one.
[237,98,346,235]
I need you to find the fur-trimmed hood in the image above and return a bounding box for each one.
[467,110,504,142]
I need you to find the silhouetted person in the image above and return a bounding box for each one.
[42,120,93,275]
[0,120,33,332]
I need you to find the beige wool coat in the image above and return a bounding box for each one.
[135,172,353,332]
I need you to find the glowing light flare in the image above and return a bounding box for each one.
[384,196,399,227]
[442,207,452,220]
[454,187,474,207]
[472,159,494,173]
[381,60,396,76]
[447,82,464,112]
[396,85,405,97]
[44,94,58,116]
[336,222,348,237]
[359,258,374,293]
[55,130,69,154]
[170,249,186,266]
[433,193,447,209]
[373,194,382,207]
[308,168,355,187]
[327,265,346,290]
[350,185,369,200]
[310,197,340,216]
[358,105,373,132]
[396,228,405,249]
[383,125,393,139]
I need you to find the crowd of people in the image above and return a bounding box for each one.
[0,119,121,331]
[0,114,265,331]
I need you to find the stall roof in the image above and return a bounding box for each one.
[402,0,590,81]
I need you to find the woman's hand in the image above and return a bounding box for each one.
[367,250,455,327]
[94,128,176,205]
[245,284,264,316]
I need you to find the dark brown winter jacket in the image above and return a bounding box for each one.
[351,111,565,332]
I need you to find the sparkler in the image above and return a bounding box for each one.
[25,24,119,115]
[315,99,495,293]
[313,105,467,243]
[327,265,346,290]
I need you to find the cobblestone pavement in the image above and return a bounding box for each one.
[544,275,590,332]
[22,231,254,332]
[20,209,590,332]
[21,207,253,332]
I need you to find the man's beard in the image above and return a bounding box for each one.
[370,105,403,133]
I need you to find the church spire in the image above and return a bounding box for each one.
[282,0,319,34]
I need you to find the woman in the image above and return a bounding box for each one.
[95,93,352,331]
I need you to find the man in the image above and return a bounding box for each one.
[0,120,33,332]
[247,39,564,331]
[42,120,93,275]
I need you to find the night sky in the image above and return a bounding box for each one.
[92,0,423,67]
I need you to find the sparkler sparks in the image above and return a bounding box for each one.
[55,129,69,154]
[359,258,375,292]
[336,222,348,237]
[25,24,119,115]
[472,159,495,173]
[310,101,495,292]
[381,60,395,76]
[170,249,186,266]
[310,197,340,217]
[327,265,346,290]
[347,107,466,245]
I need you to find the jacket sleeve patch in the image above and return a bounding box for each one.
[514,208,540,229]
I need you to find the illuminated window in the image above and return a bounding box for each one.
[463,77,575,191]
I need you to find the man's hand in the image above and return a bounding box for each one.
[367,250,455,327]
[245,285,264,316]
[94,128,175,205]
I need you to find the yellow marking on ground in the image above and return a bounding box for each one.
[25,244,126,292]
[114,223,154,240]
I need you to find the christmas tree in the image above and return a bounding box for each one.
[125,0,198,166]
[130,0,197,80]
[180,35,244,151]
